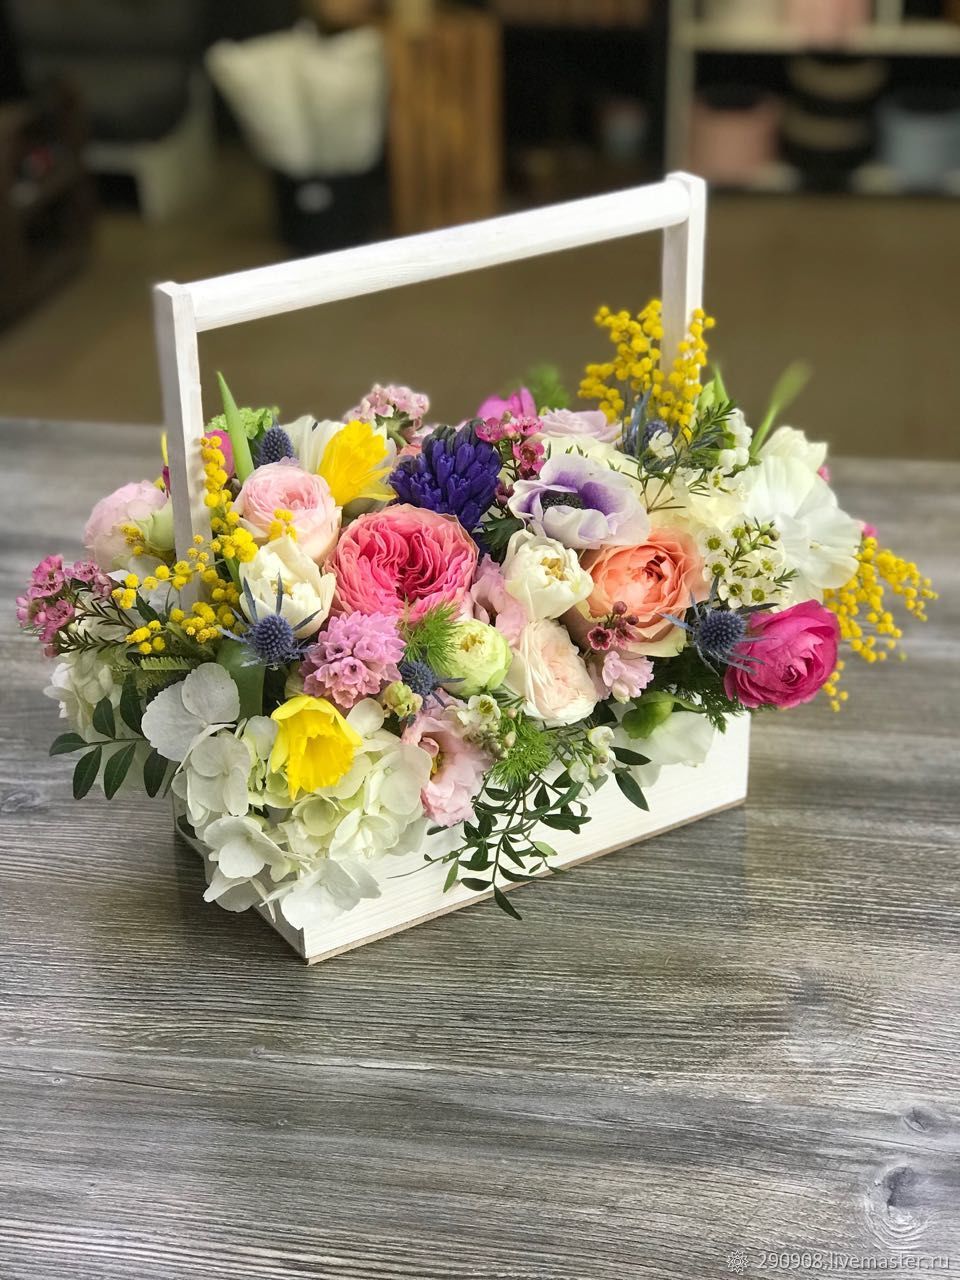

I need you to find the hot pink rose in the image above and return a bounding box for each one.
[329,505,478,621]
[571,528,705,654]
[234,461,340,562]
[84,481,168,571]
[402,709,490,826]
[723,600,839,709]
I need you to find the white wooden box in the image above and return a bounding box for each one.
[153,172,751,963]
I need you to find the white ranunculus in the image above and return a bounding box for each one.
[239,536,335,638]
[45,649,122,740]
[615,709,716,790]
[141,663,240,763]
[760,424,827,474]
[501,529,594,621]
[503,619,598,728]
[740,455,860,601]
[172,730,252,829]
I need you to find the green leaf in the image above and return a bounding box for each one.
[615,770,649,811]
[621,692,676,739]
[216,371,255,482]
[72,747,102,800]
[461,877,491,893]
[493,886,523,920]
[50,733,88,756]
[142,749,169,798]
[751,361,811,457]
[103,742,138,800]
[532,840,556,858]
[119,677,143,734]
[216,638,264,720]
[92,697,116,739]
[442,862,460,893]
[611,746,649,766]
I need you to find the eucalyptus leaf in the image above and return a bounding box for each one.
[103,742,138,800]
[92,697,116,739]
[119,678,143,734]
[142,749,169,799]
[50,733,88,756]
[615,770,649,811]
[493,886,522,920]
[72,747,102,800]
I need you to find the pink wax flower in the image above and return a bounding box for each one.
[539,407,622,444]
[66,560,113,597]
[469,554,530,644]
[591,650,654,703]
[30,554,66,598]
[84,481,168,571]
[512,438,545,478]
[329,505,478,622]
[402,708,491,826]
[347,383,430,429]
[36,598,76,649]
[723,600,839,710]
[234,460,340,562]
[301,611,404,709]
[476,387,537,422]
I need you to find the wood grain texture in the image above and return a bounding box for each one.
[1,421,959,1279]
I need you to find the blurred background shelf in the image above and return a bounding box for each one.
[676,16,960,54]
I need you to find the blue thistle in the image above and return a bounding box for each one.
[247,613,298,665]
[255,425,294,467]
[693,608,747,662]
[398,658,444,700]
[389,424,501,530]
[641,416,671,449]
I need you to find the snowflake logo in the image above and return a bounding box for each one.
[726,1250,749,1275]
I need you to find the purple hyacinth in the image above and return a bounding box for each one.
[389,424,501,531]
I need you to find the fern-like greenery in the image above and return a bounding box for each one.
[490,713,555,788]
[401,603,460,674]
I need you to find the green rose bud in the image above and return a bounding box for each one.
[382,681,423,720]
[620,690,676,739]
[442,620,511,697]
[137,499,175,553]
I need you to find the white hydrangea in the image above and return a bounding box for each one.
[44,649,122,741]
[172,729,254,830]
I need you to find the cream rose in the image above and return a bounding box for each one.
[501,530,593,621]
[503,619,598,727]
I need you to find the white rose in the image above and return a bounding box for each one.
[503,619,598,727]
[501,530,593,621]
[760,425,827,474]
[240,536,335,638]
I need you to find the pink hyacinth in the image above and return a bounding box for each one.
[300,611,404,709]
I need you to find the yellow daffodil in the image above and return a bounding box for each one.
[317,419,394,506]
[270,695,362,798]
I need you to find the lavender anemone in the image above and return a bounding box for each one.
[507,452,649,550]
[389,424,501,531]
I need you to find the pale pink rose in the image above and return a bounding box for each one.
[571,528,705,655]
[234,460,340,562]
[402,708,490,827]
[469,554,530,644]
[591,650,654,703]
[84,481,168,571]
[539,408,621,444]
[328,505,478,621]
[503,619,598,727]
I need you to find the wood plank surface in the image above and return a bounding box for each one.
[1,419,958,1279]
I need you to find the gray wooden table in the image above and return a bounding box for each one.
[1,420,958,1280]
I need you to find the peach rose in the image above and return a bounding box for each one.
[234,461,340,563]
[571,528,705,656]
[84,481,168,571]
[503,619,598,727]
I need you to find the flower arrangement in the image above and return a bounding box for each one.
[20,303,935,933]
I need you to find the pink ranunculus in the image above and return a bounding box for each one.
[723,600,839,710]
[402,709,490,826]
[571,528,705,654]
[539,407,621,444]
[476,387,537,422]
[503,619,598,727]
[469,554,530,644]
[84,481,168,571]
[234,460,340,562]
[328,505,478,621]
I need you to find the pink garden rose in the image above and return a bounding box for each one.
[402,708,490,826]
[503,618,598,727]
[571,528,705,654]
[234,461,340,562]
[723,600,839,709]
[328,504,478,621]
[476,386,537,421]
[84,481,168,571]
